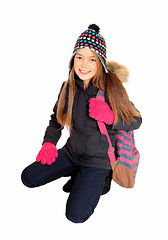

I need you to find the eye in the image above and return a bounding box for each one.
[90,58,96,62]
[76,56,82,60]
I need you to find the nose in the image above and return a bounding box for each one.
[82,59,88,69]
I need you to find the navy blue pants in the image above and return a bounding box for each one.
[21,149,111,223]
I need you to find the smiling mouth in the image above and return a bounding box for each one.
[79,69,91,74]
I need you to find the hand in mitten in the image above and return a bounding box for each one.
[36,142,58,165]
[89,98,115,125]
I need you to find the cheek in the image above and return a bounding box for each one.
[92,64,98,74]
[74,60,79,72]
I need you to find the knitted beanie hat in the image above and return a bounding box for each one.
[69,24,108,73]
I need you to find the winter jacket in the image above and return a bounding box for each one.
[43,62,142,170]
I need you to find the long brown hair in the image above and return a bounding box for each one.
[57,52,140,132]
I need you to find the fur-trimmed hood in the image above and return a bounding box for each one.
[106,61,129,83]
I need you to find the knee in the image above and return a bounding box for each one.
[21,167,36,188]
[66,212,87,224]
[66,206,92,224]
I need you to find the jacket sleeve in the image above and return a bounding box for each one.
[112,103,142,131]
[42,82,65,145]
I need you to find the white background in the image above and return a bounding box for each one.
[0,0,168,239]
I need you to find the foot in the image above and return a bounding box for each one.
[62,177,74,193]
[101,172,112,195]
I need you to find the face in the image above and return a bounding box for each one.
[74,48,98,88]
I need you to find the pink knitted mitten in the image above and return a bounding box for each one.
[89,98,115,125]
[36,142,58,165]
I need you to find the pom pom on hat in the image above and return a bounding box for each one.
[88,24,100,33]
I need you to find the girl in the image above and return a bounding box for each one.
[21,24,142,223]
